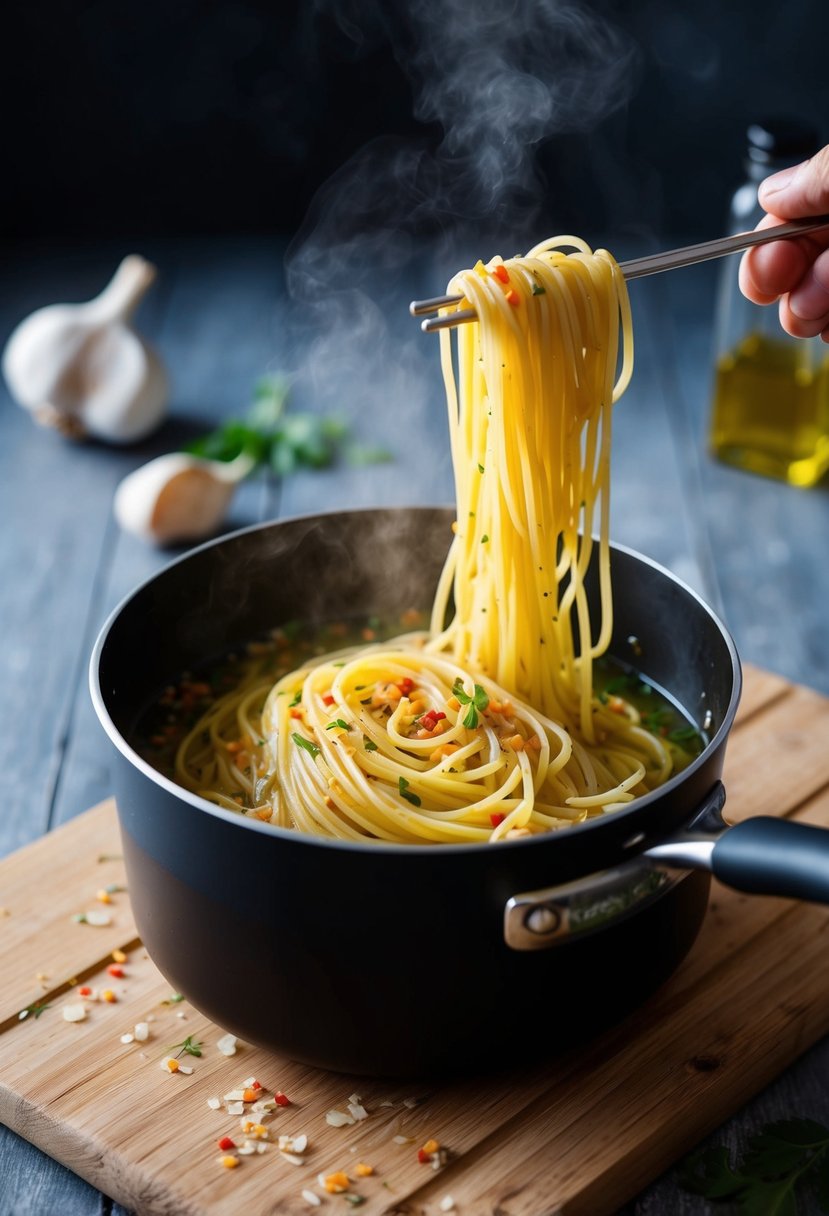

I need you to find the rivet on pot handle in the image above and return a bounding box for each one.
[504,782,727,952]
[506,781,829,950]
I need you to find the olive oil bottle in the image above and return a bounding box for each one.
[709,119,829,487]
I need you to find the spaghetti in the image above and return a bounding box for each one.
[173,239,683,843]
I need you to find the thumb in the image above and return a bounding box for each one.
[758,146,829,218]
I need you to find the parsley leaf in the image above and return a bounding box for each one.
[679,1118,829,1214]
[170,1034,202,1058]
[452,679,490,728]
[19,1001,51,1021]
[326,719,350,731]
[398,777,421,807]
[184,376,390,480]
[364,738,378,752]
[292,733,320,758]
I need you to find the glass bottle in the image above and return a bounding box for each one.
[709,118,829,487]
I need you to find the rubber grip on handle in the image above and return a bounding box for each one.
[713,816,829,904]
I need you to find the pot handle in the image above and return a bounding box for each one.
[646,797,829,904]
[712,817,829,903]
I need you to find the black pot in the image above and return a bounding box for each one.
[90,508,829,1077]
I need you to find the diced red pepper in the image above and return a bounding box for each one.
[490,813,505,827]
[218,1136,236,1151]
[505,288,520,307]
[397,677,415,697]
[417,1148,432,1164]
[419,710,447,732]
[274,1091,291,1106]
[107,965,124,978]
[251,1080,262,1091]
[322,694,336,706]
[493,264,510,284]
[78,986,92,997]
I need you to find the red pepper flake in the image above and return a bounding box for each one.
[490,813,505,828]
[397,677,415,697]
[322,694,336,706]
[78,986,92,997]
[417,1148,432,1164]
[419,710,447,732]
[218,1136,236,1151]
[290,708,303,719]
[274,1091,291,1106]
[505,288,520,307]
[107,965,125,978]
[493,264,510,284]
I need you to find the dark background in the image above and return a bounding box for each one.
[5,0,828,252]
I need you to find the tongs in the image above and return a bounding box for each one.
[410,215,829,332]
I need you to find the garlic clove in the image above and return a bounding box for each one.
[2,255,168,445]
[113,453,248,546]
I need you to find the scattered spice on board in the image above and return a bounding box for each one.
[72,909,112,926]
[19,1001,51,1021]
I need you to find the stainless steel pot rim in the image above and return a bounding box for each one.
[89,505,742,858]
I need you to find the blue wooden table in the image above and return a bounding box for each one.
[2,235,829,1215]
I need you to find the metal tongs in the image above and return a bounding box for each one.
[410,215,829,332]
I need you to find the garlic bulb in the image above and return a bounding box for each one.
[114,452,253,546]
[2,255,168,443]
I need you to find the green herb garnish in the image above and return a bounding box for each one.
[161,993,185,1006]
[289,689,302,708]
[292,733,320,758]
[326,719,350,731]
[452,679,490,728]
[185,376,381,478]
[642,709,672,733]
[19,1001,51,1021]
[481,534,489,544]
[531,282,546,295]
[477,463,485,474]
[668,725,700,745]
[679,1118,829,1213]
[398,777,421,807]
[170,1034,202,1058]
[364,739,378,752]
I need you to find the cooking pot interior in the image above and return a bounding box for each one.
[100,507,736,751]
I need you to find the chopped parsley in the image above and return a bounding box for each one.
[452,678,490,728]
[398,777,421,807]
[292,733,320,758]
[170,1035,202,1058]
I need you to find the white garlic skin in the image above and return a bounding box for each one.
[2,255,168,444]
[114,453,239,546]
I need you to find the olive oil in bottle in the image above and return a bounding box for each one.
[709,119,829,487]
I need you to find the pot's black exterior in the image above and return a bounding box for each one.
[92,508,740,1077]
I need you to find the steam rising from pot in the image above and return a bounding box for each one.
[283,0,641,480]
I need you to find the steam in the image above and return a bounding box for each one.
[283,0,641,473]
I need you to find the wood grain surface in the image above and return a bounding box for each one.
[2,664,829,1216]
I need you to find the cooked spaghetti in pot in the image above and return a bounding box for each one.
[169,239,690,843]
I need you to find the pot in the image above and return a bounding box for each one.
[90,508,829,1077]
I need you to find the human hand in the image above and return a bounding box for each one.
[739,145,829,342]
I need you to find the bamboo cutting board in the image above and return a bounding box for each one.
[3,664,829,1216]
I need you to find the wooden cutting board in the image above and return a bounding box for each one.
[3,663,829,1216]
